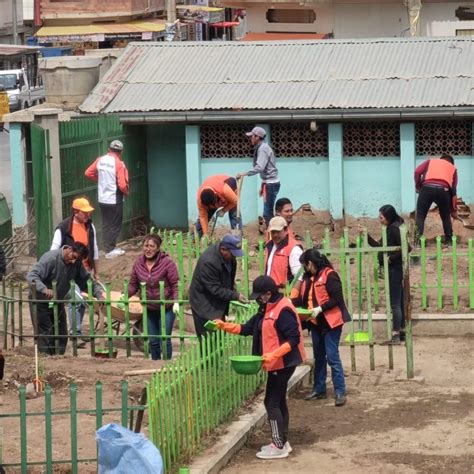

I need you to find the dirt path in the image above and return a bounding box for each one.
[221,336,474,474]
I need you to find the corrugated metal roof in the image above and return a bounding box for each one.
[79,37,474,114]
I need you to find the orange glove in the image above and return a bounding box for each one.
[262,342,292,364]
[214,320,241,335]
[289,287,300,299]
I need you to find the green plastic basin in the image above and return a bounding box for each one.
[229,355,262,375]
[344,331,370,343]
[204,320,218,332]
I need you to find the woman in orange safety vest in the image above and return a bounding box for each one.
[215,275,306,460]
[293,248,351,407]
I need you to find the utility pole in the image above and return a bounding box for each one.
[11,0,19,45]
[166,0,176,23]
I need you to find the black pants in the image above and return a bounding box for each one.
[388,264,405,332]
[264,365,296,449]
[33,303,68,355]
[416,185,453,241]
[99,201,123,253]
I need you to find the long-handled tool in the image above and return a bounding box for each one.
[232,176,244,237]
[209,208,223,240]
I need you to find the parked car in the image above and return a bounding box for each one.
[0,68,45,112]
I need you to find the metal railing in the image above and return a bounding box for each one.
[0,380,147,473]
[148,306,265,472]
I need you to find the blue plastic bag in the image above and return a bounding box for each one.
[96,423,163,474]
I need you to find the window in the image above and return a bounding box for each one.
[343,122,400,157]
[415,121,471,156]
[266,9,316,24]
[271,123,328,157]
[200,124,255,158]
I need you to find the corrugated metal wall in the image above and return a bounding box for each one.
[59,115,148,245]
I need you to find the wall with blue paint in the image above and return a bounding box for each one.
[343,157,402,216]
[199,157,330,223]
[144,121,473,228]
[146,124,188,228]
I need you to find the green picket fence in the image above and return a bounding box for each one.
[147,305,265,472]
[0,381,147,473]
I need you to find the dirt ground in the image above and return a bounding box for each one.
[0,348,166,472]
[221,335,474,474]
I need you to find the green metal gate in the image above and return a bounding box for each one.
[59,115,149,245]
[31,123,53,256]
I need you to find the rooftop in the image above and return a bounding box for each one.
[79,37,474,116]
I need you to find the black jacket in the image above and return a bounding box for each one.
[189,243,239,320]
[367,220,404,267]
[56,216,96,270]
[240,294,303,368]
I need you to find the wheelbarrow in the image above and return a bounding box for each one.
[91,290,145,355]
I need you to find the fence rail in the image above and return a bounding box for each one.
[1,229,470,361]
[0,380,147,473]
[148,306,265,472]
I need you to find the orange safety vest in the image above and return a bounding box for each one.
[313,267,345,329]
[197,174,234,208]
[264,236,300,287]
[262,297,306,372]
[424,159,456,188]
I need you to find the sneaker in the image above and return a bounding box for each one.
[105,249,122,259]
[304,391,327,401]
[260,441,292,453]
[335,394,346,407]
[256,443,289,459]
[380,335,401,346]
[105,251,118,259]
[113,247,125,255]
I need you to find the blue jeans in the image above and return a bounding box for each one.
[67,284,86,336]
[263,182,280,226]
[195,207,240,237]
[311,326,345,397]
[147,309,176,360]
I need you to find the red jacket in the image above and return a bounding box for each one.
[415,159,457,194]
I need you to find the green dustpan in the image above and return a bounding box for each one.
[229,355,262,375]
[204,320,218,332]
[345,331,370,343]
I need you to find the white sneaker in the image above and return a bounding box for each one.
[260,441,292,453]
[256,443,289,459]
[113,247,125,255]
[105,250,120,259]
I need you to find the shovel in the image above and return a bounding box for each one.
[231,176,244,237]
[453,214,474,230]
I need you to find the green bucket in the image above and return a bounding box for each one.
[344,331,370,343]
[229,355,262,375]
[204,320,218,332]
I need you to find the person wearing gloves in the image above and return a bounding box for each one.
[195,174,240,237]
[128,234,179,360]
[361,204,407,345]
[189,234,247,338]
[293,248,351,406]
[51,197,99,347]
[215,275,306,460]
[27,243,103,355]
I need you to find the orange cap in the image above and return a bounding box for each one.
[72,198,94,213]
